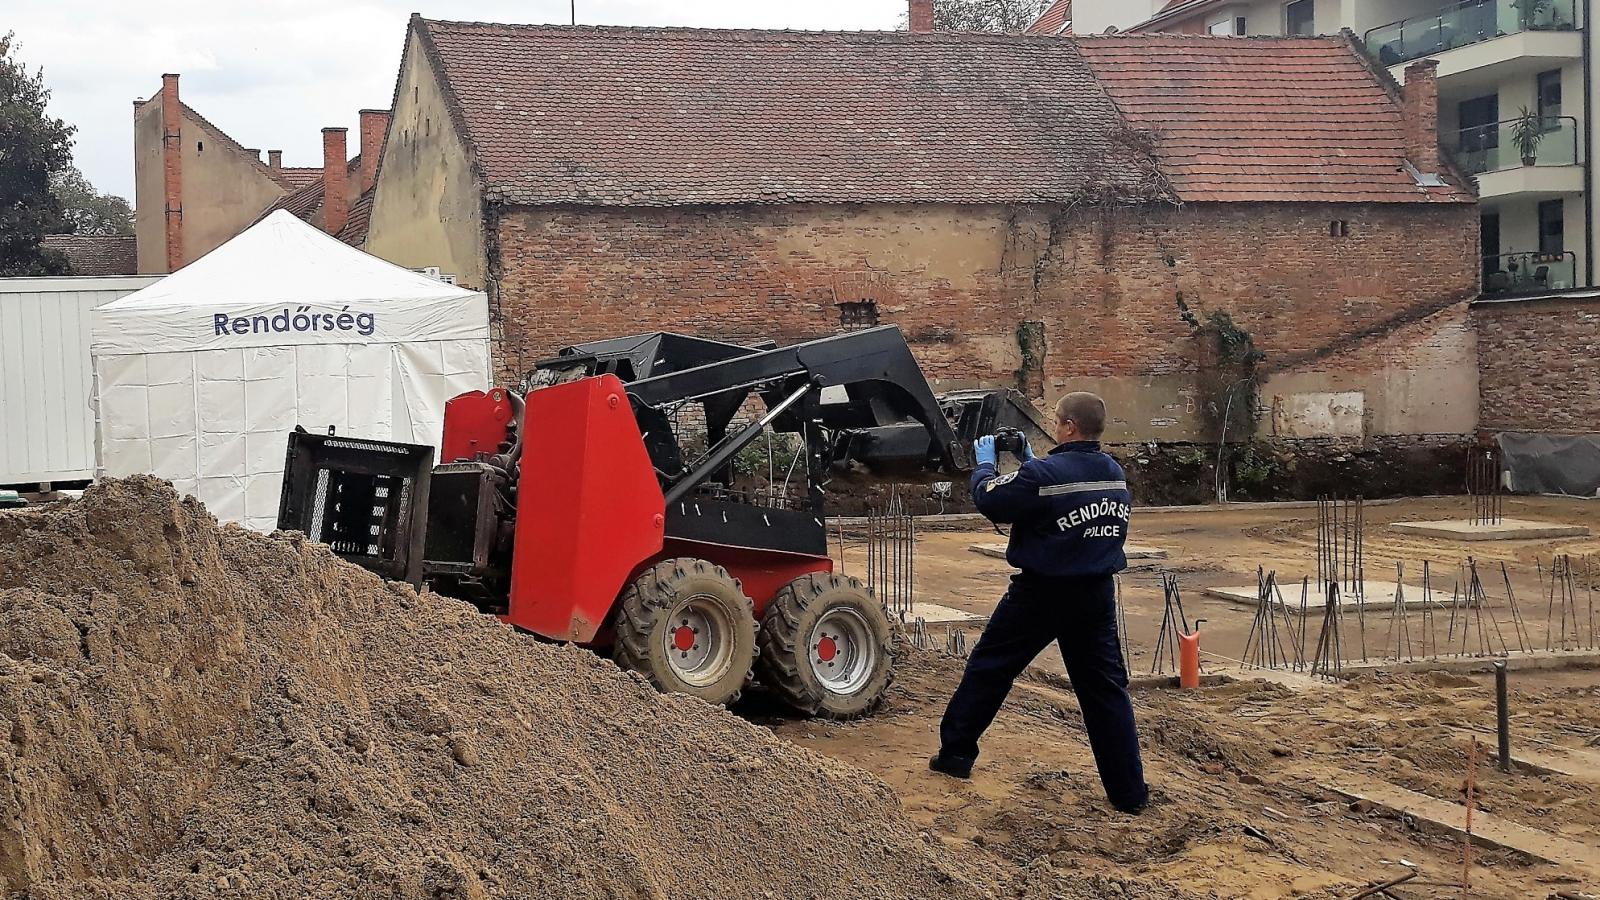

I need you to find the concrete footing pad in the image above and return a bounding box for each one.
[1205,581,1442,614]
[905,602,985,624]
[1390,518,1590,541]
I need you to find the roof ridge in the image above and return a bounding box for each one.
[178,101,287,186]
[419,17,1086,42]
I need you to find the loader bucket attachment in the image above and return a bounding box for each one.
[508,374,666,642]
[277,430,434,584]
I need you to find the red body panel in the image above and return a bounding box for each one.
[440,389,516,463]
[508,375,666,641]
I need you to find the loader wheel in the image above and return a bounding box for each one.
[758,573,893,719]
[614,558,757,706]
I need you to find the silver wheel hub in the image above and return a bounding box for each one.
[809,607,877,695]
[666,594,734,687]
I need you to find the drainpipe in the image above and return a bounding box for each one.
[1585,0,1594,286]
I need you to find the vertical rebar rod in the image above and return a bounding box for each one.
[1495,661,1511,774]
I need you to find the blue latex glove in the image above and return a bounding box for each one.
[1021,439,1036,461]
[974,435,998,467]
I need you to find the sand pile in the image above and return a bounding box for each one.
[0,477,988,899]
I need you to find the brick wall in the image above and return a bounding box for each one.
[1474,298,1600,434]
[491,200,1478,437]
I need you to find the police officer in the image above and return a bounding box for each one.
[930,392,1148,814]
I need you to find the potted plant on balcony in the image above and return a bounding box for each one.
[1512,0,1554,30]
[1511,107,1544,166]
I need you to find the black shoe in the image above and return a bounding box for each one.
[1111,787,1151,815]
[928,753,974,779]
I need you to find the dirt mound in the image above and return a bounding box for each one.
[0,477,988,899]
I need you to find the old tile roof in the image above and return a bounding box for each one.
[337,191,374,248]
[412,18,1165,206]
[1074,35,1474,203]
[277,167,323,189]
[39,235,137,276]
[256,157,372,246]
[1024,0,1072,35]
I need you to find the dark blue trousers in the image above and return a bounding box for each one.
[939,573,1148,809]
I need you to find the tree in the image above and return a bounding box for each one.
[52,166,133,236]
[901,0,1055,33]
[0,32,74,276]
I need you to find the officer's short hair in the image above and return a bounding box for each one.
[1055,392,1106,439]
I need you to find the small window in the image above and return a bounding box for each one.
[1330,220,1349,238]
[1538,199,1565,256]
[1285,0,1315,36]
[1537,69,1563,130]
[837,300,879,330]
[1208,15,1246,35]
[196,140,204,152]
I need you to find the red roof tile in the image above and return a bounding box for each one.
[1074,35,1473,203]
[277,167,322,189]
[39,235,137,276]
[256,157,373,246]
[1024,0,1071,35]
[414,18,1162,206]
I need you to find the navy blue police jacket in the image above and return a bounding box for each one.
[970,441,1130,577]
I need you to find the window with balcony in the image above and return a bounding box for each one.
[1483,202,1574,297]
[1286,0,1315,36]
[1366,0,1578,67]
[1447,113,1580,174]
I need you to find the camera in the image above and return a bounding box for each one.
[993,427,1028,457]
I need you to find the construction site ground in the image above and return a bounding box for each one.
[764,495,1600,899]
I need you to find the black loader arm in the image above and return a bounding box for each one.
[610,326,969,476]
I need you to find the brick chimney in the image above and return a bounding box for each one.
[358,109,390,193]
[909,0,935,33]
[1401,59,1440,173]
[267,149,282,173]
[244,148,261,162]
[322,127,349,236]
[160,73,183,272]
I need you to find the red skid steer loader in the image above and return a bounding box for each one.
[278,326,1047,717]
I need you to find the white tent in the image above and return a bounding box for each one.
[91,210,490,530]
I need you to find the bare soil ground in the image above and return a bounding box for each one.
[762,495,1600,898]
[5,483,1596,898]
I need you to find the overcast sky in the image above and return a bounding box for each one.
[10,1,910,205]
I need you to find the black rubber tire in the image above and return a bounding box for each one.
[613,558,757,706]
[757,573,894,719]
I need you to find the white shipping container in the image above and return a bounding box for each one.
[1,276,162,486]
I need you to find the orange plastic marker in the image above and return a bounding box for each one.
[1179,619,1205,689]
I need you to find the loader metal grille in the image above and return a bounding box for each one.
[277,430,434,584]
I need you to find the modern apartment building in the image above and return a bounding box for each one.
[1059,0,1596,298]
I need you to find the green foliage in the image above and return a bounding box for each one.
[901,0,1053,33]
[1186,307,1265,443]
[1230,444,1280,490]
[732,431,803,480]
[1510,106,1544,162]
[51,165,133,236]
[0,32,74,276]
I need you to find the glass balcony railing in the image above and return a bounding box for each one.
[1365,0,1578,67]
[1447,116,1580,174]
[1483,250,1577,296]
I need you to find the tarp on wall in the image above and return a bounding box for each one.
[91,211,491,530]
[1499,432,1600,498]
